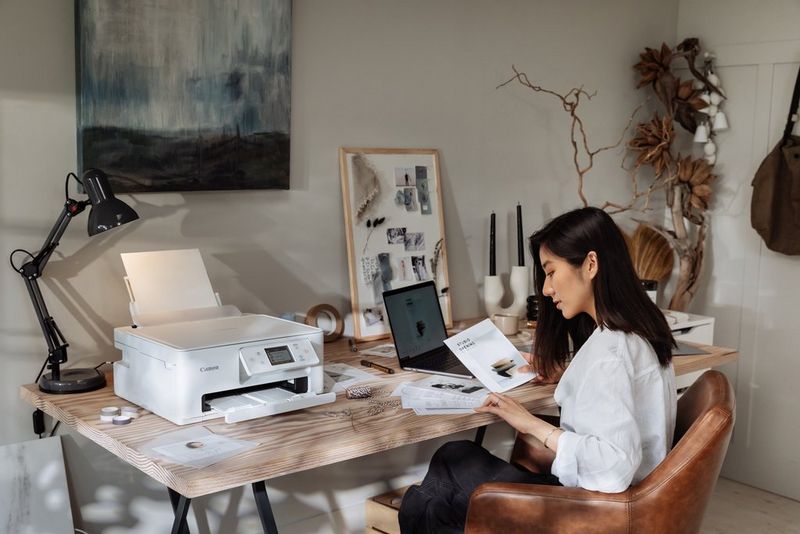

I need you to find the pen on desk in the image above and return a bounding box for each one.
[360,359,395,374]
[349,338,358,352]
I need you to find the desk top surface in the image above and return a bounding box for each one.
[20,331,738,498]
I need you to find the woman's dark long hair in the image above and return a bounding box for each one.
[530,207,675,377]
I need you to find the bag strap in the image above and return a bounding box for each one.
[783,64,800,144]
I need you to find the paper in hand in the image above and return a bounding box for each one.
[444,319,535,393]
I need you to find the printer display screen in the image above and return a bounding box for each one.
[265,346,294,365]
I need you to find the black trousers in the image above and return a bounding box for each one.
[398,440,561,534]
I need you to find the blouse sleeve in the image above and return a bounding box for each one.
[551,358,642,493]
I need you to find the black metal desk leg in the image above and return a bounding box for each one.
[167,487,192,534]
[252,480,279,534]
[474,425,487,446]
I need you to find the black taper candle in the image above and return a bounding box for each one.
[516,203,524,266]
[489,212,496,276]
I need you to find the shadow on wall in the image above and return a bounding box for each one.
[212,246,349,319]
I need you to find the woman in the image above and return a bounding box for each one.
[398,207,677,533]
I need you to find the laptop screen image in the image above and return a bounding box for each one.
[383,282,448,361]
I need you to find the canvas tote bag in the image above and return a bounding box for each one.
[751,64,800,255]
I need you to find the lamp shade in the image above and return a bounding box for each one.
[83,169,139,236]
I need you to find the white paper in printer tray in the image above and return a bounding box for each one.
[121,249,218,314]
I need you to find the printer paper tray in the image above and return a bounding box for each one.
[207,389,336,424]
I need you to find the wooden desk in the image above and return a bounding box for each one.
[19,335,738,532]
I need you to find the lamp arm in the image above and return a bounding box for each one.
[23,200,88,278]
[15,200,87,381]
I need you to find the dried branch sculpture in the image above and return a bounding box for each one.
[498,66,642,208]
[498,37,725,311]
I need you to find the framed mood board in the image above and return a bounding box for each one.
[339,148,452,341]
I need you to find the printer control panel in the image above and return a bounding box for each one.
[239,339,320,376]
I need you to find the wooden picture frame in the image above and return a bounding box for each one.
[339,147,452,341]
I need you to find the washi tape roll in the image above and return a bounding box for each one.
[112,415,132,425]
[120,406,139,418]
[100,406,120,422]
[305,304,344,343]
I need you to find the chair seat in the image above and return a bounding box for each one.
[465,370,735,534]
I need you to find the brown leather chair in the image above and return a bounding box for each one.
[465,370,735,534]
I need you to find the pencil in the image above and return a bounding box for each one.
[360,359,395,374]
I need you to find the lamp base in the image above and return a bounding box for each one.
[39,368,106,394]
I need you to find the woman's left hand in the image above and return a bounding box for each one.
[474,392,537,435]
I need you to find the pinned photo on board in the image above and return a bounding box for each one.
[360,256,380,285]
[395,256,415,281]
[403,187,418,212]
[416,178,432,215]
[377,253,393,291]
[404,232,425,251]
[387,227,406,245]
[363,306,385,326]
[395,166,416,187]
[412,254,428,281]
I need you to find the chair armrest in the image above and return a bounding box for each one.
[509,432,556,475]
[465,482,631,534]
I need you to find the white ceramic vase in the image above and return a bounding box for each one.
[483,266,530,318]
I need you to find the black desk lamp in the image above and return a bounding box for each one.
[11,169,139,393]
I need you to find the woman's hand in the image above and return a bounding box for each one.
[474,392,538,435]
[518,351,565,385]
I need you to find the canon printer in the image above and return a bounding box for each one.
[113,249,335,425]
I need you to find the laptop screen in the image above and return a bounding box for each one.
[383,282,448,361]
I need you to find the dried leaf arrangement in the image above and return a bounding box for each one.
[362,216,387,255]
[352,154,381,222]
[630,38,729,310]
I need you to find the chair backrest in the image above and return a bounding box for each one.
[628,370,735,533]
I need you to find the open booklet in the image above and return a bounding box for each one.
[444,318,536,393]
[399,375,488,412]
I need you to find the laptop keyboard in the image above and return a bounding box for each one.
[413,349,470,374]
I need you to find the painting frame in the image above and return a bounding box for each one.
[339,147,452,341]
[75,0,292,193]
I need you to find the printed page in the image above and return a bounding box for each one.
[444,318,535,392]
[322,363,373,393]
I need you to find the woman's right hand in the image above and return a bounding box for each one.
[519,351,564,385]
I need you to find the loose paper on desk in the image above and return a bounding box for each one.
[444,319,535,393]
[398,375,488,414]
[359,343,397,358]
[142,427,258,469]
[323,363,373,393]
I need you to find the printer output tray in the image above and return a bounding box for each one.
[206,389,336,424]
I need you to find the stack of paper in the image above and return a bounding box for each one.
[397,375,488,415]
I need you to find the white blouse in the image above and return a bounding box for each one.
[551,326,676,493]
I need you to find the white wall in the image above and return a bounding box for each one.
[677,0,800,501]
[0,1,678,532]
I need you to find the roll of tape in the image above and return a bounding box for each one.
[305,304,344,343]
[121,406,140,418]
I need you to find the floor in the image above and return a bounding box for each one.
[702,477,800,533]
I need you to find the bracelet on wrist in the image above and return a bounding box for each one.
[543,426,561,449]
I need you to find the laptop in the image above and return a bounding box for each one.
[383,281,473,378]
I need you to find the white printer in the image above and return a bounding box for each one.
[113,249,335,425]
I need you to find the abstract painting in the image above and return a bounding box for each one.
[76,0,291,192]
